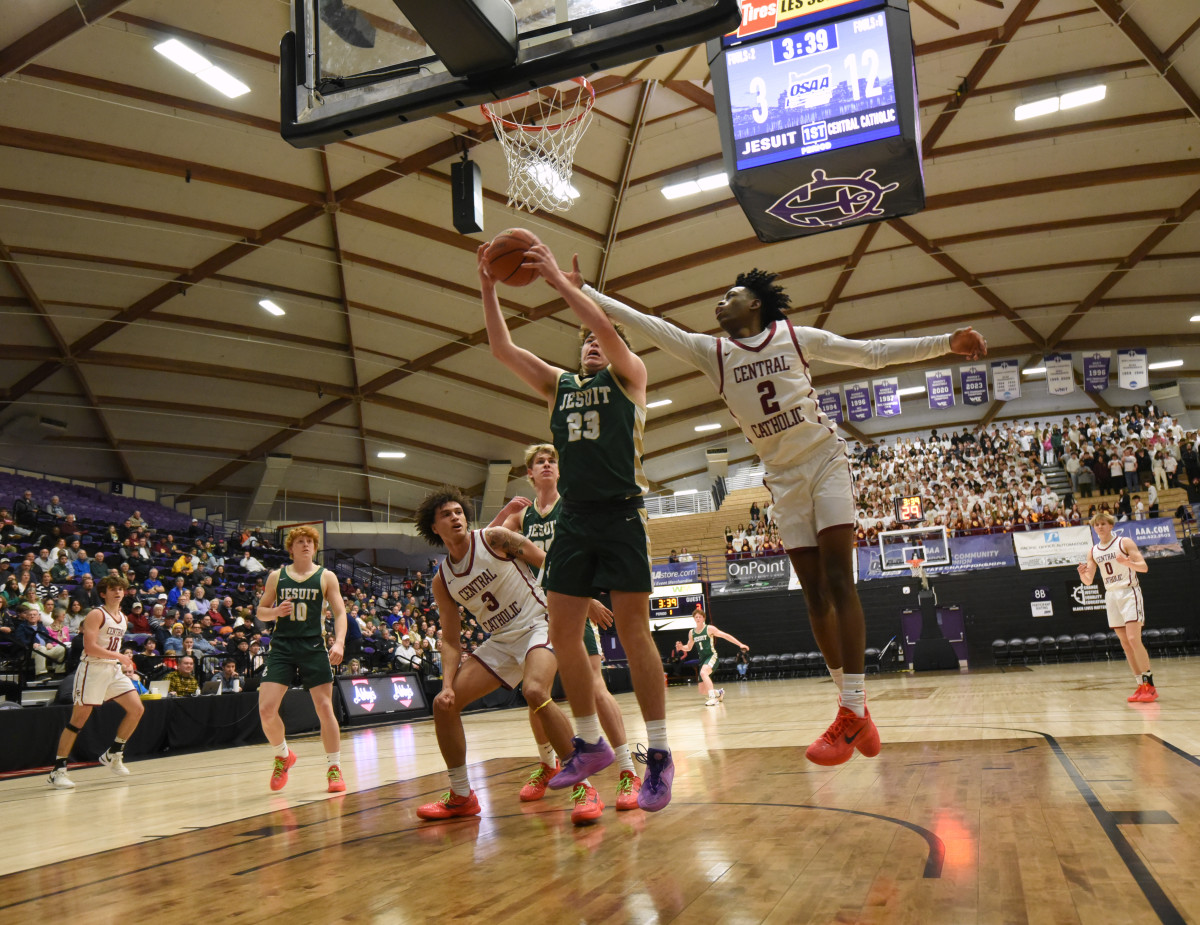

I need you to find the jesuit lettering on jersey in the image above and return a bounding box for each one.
[279,585,321,601]
[732,355,792,383]
[558,385,612,410]
[526,520,554,551]
[457,568,498,602]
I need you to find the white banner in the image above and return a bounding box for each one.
[991,359,1021,401]
[1044,353,1075,395]
[1012,526,1093,570]
[1118,348,1148,390]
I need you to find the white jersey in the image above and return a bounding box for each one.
[1092,536,1138,590]
[584,286,950,471]
[83,605,127,663]
[438,530,548,642]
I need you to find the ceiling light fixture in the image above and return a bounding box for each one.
[896,386,926,396]
[673,488,698,496]
[1190,314,1200,323]
[259,299,285,316]
[646,399,673,408]
[155,38,250,99]
[662,171,728,200]
[377,451,407,459]
[1022,367,1046,375]
[1147,359,1183,370]
[694,423,722,432]
[1015,84,1105,121]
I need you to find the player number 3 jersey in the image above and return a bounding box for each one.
[439,531,548,641]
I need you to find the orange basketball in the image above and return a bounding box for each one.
[485,228,540,286]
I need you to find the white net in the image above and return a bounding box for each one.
[482,78,594,213]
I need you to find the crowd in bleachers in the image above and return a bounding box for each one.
[848,403,1199,545]
[722,498,785,559]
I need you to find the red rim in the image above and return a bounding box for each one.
[481,77,595,133]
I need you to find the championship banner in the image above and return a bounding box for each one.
[857,532,1014,580]
[652,561,699,585]
[1083,351,1110,392]
[990,359,1021,401]
[1012,526,1093,570]
[1108,517,1183,558]
[817,388,843,424]
[925,368,954,410]
[959,364,989,406]
[1118,348,1148,390]
[872,376,901,417]
[1045,353,1075,395]
[845,381,873,422]
[714,554,791,593]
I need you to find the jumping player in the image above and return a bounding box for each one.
[414,488,601,824]
[256,525,348,793]
[674,608,749,707]
[1078,512,1156,702]
[480,239,674,812]
[48,575,144,789]
[571,259,986,765]
[492,443,643,810]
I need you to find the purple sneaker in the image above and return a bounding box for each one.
[635,745,674,812]
[547,737,614,790]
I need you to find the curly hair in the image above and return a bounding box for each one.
[97,574,129,595]
[735,268,790,323]
[415,487,473,547]
[285,524,321,554]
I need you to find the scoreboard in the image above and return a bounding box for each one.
[893,494,924,525]
[708,0,924,242]
[650,582,706,630]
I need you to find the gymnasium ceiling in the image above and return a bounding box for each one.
[0,0,1198,524]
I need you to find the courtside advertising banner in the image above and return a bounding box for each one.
[872,377,901,416]
[1044,353,1075,395]
[959,364,988,406]
[717,554,791,593]
[1012,526,1093,570]
[817,387,843,423]
[1118,348,1148,390]
[652,561,699,584]
[845,381,872,422]
[1083,351,1110,392]
[925,368,954,410]
[1108,517,1183,558]
[990,359,1021,401]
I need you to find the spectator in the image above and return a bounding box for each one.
[127,510,147,530]
[394,634,420,671]
[166,655,200,697]
[240,550,266,574]
[13,490,37,532]
[668,549,679,564]
[163,623,186,656]
[33,548,54,578]
[212,659,243,694]
[677,546,694,562]
[14,603,66,676]
[72,548,92,580]
[142,568,166,596]
[167,576,187,608]
[50,551,71,582]
[45,495,65,518]
[192,586,211,616]
[71,574,100,611]
[35,571,59,601]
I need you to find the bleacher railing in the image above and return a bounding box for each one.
[723,466,766,492]
[645,491,715,519]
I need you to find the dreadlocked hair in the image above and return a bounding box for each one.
[735,268,790,323]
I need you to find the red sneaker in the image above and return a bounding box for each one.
[570,784,604,825]
[1136,684,1158,703]
[805,706,881,766]
[615,769,642,811]
[269,749,297,791]
[417,790,480,820]
[326,764,346,793]
[1128,684,1146,703]
[519,762,558,802]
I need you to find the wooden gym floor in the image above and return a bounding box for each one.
[2,660,1199,924]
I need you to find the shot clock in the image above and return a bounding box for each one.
[893,494,924,525]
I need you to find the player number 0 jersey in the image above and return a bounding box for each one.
[1092,537,1138,590]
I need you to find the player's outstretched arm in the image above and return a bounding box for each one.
[801,325,987,370]
[478,244,562,400]
[486,496,531,531]
[675,635,695,655]
[322,570,347,666]
[711,626,750,651]
[484,526,546,571]
[1077,550,1098,585]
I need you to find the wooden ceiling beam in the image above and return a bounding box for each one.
[0,0,132,76]
[815,224,879,330]
[1092,0,1200,119]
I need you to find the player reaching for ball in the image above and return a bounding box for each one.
[477,236,675,812]
[556,255,986,766]
[1077,512,1156,702]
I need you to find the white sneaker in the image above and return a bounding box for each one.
[98,750,130,776]
[48,767,75,790]
[715,689,725,702]
[705,698,717,707]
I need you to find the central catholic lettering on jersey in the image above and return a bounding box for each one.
[1093,538,1138,589]
[732,355,791,382]
[443,532,545,637]
[453,566,525,633]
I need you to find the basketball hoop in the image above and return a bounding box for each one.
[907,558,929,590]
[481,77,595,213]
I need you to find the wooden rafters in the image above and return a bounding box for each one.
[1092,0,1200,120]
[814,224,879,330]
[597,81,655,290]
[0,0,132,77]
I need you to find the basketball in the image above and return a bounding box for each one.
[485,228,540,286]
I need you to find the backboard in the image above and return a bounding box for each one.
[281,0,742,148]
[877,525,949,572]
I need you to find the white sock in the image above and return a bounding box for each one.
[538,740,557,767]
[842,674,866,717]
[273,741,289,760]
[646,719,669,751]
[828,666,844,694]
[448,764,470,797]
[613,742,634,774]
[325,752,341,768]
[575,713,602,744]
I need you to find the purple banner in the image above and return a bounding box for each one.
[872,377,901,417]
[845,381,872,422]
[959,364,988,406]
[1083,351,1110,392]
[925,368,954,410]
[817,388,843,424]
[858,532,1017,581]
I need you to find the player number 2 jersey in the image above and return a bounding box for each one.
[1092,537,1138,589]
[439,530,548,641]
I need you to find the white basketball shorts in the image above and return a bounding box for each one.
[763,442,856,549]
[470,618,551,689]
[74,658,136,706]
[1105,585,1145,629]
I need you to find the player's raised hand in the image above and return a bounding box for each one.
[476,244,495,287]
[523,242,565,288]
[565,253,583,288]
[949,326,987,360]
[1076,562,1090,578]
[1115,552,1133,566]
[500,496,532,518]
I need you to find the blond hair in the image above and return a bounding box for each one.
[524,443,558,473]
[285,524,321,554]
[1090,511,1116,527]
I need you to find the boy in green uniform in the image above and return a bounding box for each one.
[256,525,348,793]
[674,607,749,707]
[478,237,674,812]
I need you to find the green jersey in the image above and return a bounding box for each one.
[691,626,715,662]
[522,497,561,556]
[549,367,647,504]
[273,565,326,639]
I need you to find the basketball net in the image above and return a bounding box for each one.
[482,77,594,213]
[908,558,929,590]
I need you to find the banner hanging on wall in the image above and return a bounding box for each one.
[1118,348,1148,390]
[873,377,901,416]
[1044,353,1075,395]
[845,381,872,422]
[817,388,843,424]
[1083,351,1110,392]
[991,359,1021,401]
[959,364,989,405]
[1012,526,1093,570]
[925,368,954,410]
